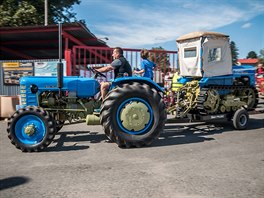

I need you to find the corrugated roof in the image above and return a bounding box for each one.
[238,58,258,64]
[0,22,109,60]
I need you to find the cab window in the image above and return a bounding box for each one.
[208,47,221,62]
[184,47,197,58]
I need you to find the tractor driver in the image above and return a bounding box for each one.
[95,47,132,100]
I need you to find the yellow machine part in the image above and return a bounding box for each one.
[86,114,100,125]
[171,73,183,91]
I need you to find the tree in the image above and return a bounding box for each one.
[258,49,264,64]
[0,0,81,27]
[246,51,258,59]
[260,49,264,58]
[149,47,170,73]
[230,41,239,65]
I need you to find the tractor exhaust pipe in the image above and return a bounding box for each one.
[57,23,63,98]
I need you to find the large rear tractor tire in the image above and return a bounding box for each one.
[100,82,166,148]
[7,106,56,152]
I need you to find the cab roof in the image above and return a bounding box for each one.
[176,31,229,42]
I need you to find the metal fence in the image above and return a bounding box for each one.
[71,46,178,84]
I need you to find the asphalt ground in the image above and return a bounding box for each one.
[0,100,263,198]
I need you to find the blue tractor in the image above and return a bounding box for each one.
[168,31,258,129]
[7,68,166,152]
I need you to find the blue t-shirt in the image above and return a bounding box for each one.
[141,59,156,78]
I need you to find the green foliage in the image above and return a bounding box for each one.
[149,47,170,73]
[260,49,264,57]
[258,49,264,64]
[230,41,239,65]
[0,0,81,27]
[246,51,258,59]
[13,1,39,26]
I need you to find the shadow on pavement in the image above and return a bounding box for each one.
[44,117,263,151]
[45,131,107,152]
[0,176,30,191]
[152,117,264,147]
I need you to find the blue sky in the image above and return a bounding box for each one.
[73,0,264,58]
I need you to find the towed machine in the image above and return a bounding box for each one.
[168,31,258,129]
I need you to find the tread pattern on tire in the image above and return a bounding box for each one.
[232,108,249,130]
[7,106,56,152]
[100,82,166,148]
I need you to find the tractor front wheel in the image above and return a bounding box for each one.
[7,106,56,152]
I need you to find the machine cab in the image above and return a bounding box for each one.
[176,31,232,77]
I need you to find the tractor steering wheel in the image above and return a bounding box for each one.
[89,67,107,78]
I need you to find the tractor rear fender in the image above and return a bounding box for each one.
[111,77,164,93]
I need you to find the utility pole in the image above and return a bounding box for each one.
[44,0,48,26]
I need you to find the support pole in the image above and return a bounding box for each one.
[44,0,48,26]
[57,23,63,97]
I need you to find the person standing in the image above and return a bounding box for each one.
[95,47,132,100]
[134,49,156,80]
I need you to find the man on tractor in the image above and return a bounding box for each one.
[95,47,132,100]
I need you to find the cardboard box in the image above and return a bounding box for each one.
[0,96,1,118]
[0,96,19,118]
